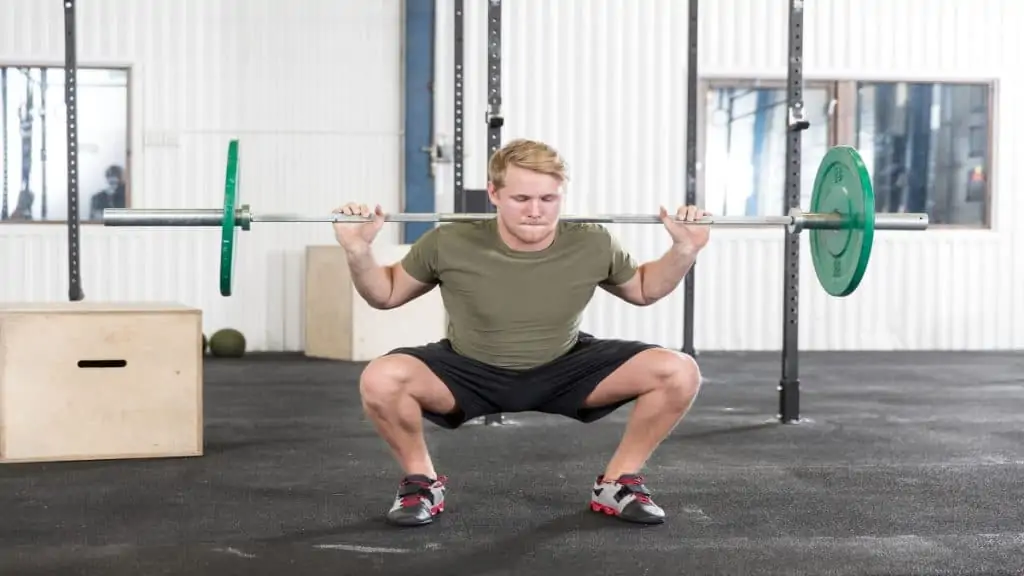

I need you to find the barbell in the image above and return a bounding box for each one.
[103,140,928,298]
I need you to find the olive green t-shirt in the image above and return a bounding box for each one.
[400,219,639,370]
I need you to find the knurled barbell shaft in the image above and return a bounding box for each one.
[102,209,929,231]
[258,212,798,225]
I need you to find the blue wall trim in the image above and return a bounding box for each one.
[402,0,436,243]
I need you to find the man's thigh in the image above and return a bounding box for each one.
[366,351,459,415]
[524,334,662,423]
[383,340,515,429]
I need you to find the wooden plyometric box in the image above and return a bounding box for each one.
[0,301,204,464]
[304,244,447,361]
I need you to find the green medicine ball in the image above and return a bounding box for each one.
[209,328,246,358]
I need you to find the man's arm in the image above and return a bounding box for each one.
[344,226,440,309]
[345,247,435,310]
[600,231,699,307]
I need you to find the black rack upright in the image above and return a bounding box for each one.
[780,0,809,423]
[64,0,84,301]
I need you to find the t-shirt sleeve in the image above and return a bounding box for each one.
[399,226,441,284]
[603,228,639,286]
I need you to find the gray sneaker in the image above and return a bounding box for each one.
[385,474,447,527]
[589,474,666,524]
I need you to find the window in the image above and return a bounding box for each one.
[855,81,991,227]
[1,66,130,223]
[702,82,834,217]
[699,79,995,229]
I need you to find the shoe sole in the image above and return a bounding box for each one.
[589,501,665,525]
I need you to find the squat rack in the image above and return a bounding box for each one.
[452,0,809,425]
[62,0,808,423]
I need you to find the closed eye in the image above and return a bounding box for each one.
[512,195,559,202]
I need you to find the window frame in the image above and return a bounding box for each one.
[697,78,996,231]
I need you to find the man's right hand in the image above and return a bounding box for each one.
[333,203,386,253]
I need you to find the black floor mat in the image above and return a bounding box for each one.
[2,350,1023,575]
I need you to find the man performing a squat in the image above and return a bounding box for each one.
[333,139,708,527]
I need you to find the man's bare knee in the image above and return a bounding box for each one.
[646,349,702,410]
[359,354,456,415]
[360,356,412,408]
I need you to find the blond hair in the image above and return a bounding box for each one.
[487,138,569,189]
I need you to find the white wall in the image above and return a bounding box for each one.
[2,0,1020,352]
[0,0,403,350]
[436,0,1022,351]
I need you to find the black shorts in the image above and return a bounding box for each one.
[385,333,661,429]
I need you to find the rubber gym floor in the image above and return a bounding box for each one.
[2,351,1022,576]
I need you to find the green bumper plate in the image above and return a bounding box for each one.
[220,139,240,297]
[809,146,875,297]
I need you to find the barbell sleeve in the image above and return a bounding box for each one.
[797,212,929,231]
[103,209,225,227]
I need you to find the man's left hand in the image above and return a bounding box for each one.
[659,205,711,254]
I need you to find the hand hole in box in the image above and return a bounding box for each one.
[77,360,128,369]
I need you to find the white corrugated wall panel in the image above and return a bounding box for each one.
[5,0,1019,352]
[436,0,1021,351]
[0,0,402,351]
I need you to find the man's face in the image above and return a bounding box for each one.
[487,164,563,247]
